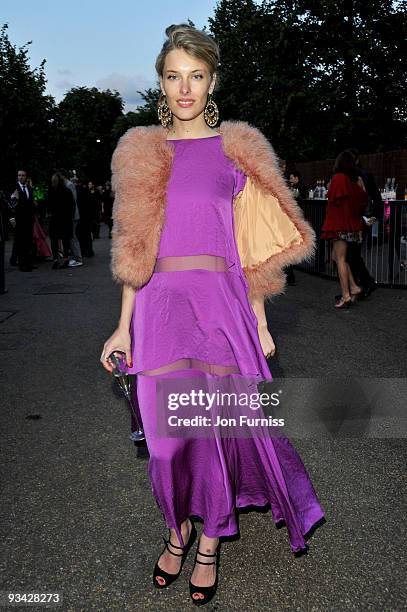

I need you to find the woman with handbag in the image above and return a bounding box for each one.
[101,24,325,605]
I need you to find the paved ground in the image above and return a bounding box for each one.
[0,226,406,611]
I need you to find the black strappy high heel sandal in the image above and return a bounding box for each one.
[152,520,197,589]
[189,541,220,606]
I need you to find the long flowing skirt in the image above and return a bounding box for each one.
[130,256,325,554]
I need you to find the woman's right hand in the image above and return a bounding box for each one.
[100,327,132,374]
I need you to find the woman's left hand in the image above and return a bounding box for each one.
[257,323,276,358]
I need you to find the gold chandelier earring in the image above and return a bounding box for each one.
[157,93,173,128]
[204,93,219,127]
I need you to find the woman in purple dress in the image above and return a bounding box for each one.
[101,24,325,606]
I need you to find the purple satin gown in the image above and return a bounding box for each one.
[125,135,325,553]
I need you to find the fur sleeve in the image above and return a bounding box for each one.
[109,126,172,290]
[110,127,142,288]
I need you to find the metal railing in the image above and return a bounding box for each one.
[296,199,407,287]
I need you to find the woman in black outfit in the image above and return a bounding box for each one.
[73,177,95,258]
[47,172,75,269]
[102,181,114,239]
[88,181,103,239]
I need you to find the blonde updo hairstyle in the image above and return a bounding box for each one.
[155,23,220,85]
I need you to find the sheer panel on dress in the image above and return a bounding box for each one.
[154,255,229,273]
[139,357,240,376]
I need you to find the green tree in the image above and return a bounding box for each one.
[291,0,407,156]
[209,0,317,159]
[208,0,407,161]
[111,88,160,141]
[0,24,56,190]
[56,86,124,182]
[209,1,266,128]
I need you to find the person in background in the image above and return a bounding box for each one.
[289,171,308,200]
[47,172,75,269]
[347,149,381,221]
[278,164,302,285]
[0,190,10,293]
[345,148,379,298]
[27,177,52,262]
[60,169,83,267]
[32,213,52,261]
[31,179,47,222]
[88,181,102,239]
[102,181,114,239]
[278,158,287,176]
[72,177,94,258]
[287,171,308,284]
[321,150,368,308]
[9,170,36,272]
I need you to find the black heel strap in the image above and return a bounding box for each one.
[196,549,217,557]
[195,558,216,565]
[163,536,184,549]
[195,547,218,564]
[163,537,184,556]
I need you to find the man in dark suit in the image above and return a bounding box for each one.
[9,169,36,272]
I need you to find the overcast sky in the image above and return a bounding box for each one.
[2,0,218,111]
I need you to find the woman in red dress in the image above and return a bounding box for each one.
[321,151,368,308]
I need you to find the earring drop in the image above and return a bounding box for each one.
[204,93,219,127]
[157,93,173,128]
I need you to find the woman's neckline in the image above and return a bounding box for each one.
[166,134,221,142]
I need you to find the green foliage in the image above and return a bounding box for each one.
[111,88,161,140]
[33,184,47,201]
[56,86,124,182]
[0,24,125,185]
[0,24,56,189]
[209,0,407,160]
[1,1,405,183]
